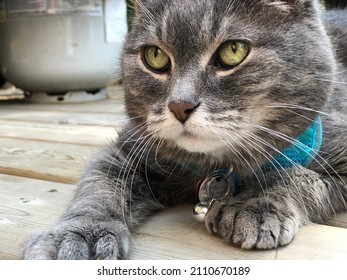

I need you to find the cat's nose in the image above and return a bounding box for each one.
[168,101,200,123]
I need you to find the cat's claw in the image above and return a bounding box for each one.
[23,220,130,260]
[205,198,300,250]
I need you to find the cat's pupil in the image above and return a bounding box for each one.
[231,43,237,53]
[154,48,159,58]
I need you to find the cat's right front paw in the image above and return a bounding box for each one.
[205,197,301,250]
[23,219,130,260]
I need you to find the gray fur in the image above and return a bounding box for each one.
[23,0,347,259]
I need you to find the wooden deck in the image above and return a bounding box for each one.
[0,85,347,260]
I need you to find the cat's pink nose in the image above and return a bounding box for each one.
[168,101,200,123]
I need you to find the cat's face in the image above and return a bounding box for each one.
[122,0,334,163]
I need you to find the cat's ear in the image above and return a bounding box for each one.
[265,0,317,16]
[267,0,313,4]
[267,0,317,8]
[133,0,149,14]
[127,0,151,30]
[126,0,147,16]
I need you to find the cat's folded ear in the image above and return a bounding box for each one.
[275,0,311,3]
[264,0,318,16]
[126,0,147,15]
[127,0,154,30]
[133,0,149,13]
[266,0,314,4]
[265,0,316,8]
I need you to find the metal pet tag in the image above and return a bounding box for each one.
[193,169,235,222]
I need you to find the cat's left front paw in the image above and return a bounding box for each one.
[205,197,302,250]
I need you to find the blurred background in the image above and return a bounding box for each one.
[0,0,127,102]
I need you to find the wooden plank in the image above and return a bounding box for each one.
[0,108,125,127]
[0,97,126,115]
[0,120,119,146]
[0,138,98,184]
[1,175,347,260]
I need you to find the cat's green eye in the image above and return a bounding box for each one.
[217,41,249,68]
[143,46,170,72]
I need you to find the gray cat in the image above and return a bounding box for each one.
[23,0,347,259]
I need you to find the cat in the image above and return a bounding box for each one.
[23,0,347,259]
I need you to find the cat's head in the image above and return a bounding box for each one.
[122,0,335,169]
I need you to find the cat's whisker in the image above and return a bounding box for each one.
[128,135,164,225]
[315,69,347,76]
[236,133,292,205]
[149,135,184,176]
[87,123,150,202]
[212,128,267,195]
[107,121,155,226]
[143,138,165,202]
[153,137,173,175]
[262,103,332,117]
[242,131,291,184]
[105,121,149,181]
[286,109,317,123]
[253,123,337,173]
[244,130,313,214]
[119,127,157,177]
[314,78,347,85]
[262,103,347,124]
[119,130,158,228]
[134,0,157,26]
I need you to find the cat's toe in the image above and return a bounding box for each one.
[231,209,281,249]
[57,231,90,259]
[205,200,239,236]
[23,231,57,260]
[94,222,130,260]
[205,200,222,234]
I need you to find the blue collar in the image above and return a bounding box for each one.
[263,115,323,170]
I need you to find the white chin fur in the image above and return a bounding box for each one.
[174,135,225,153]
